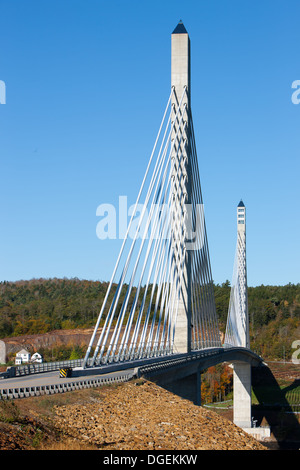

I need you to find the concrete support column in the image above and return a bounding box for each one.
[233,362,252,428]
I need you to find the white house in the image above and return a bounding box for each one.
[31,352,43,363]
[15,349,31,365]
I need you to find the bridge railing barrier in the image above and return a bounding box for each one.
[2,349,223,378]
[0,370,135,400]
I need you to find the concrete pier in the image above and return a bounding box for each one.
[233,362,252,428]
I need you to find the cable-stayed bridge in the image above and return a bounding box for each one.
[78,21,266,435]
[0,22,269,439]
[81,22,253,361]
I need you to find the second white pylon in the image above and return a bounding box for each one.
[224,200,250,348]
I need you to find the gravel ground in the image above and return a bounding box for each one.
[52,379,266,450]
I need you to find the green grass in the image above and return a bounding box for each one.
[252,385,300,409]
[205,385,300,411]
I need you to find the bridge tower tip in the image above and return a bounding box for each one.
[172,20,188,35]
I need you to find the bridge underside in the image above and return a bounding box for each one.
[133,346,263,433]
[133,346,263,432]
[135,346,262,383]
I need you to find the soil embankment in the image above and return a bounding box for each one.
[0,379,267,450]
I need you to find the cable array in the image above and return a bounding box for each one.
[188,113,221,349]
[83,88,220,367]
[224,230,248,347]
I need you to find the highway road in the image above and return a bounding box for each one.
[0,347,262,396]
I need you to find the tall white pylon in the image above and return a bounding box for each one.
[83,22,220,368]
[224,200,250,348]
[170,21,192,353]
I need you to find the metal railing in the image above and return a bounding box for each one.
[0,370,134,400]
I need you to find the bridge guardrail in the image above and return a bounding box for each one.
[137,348,225,376]
[137,347,262,377]
[0,371,135,400]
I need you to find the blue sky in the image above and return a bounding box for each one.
[0,0,299,287]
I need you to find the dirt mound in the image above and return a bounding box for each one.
[52,380,266,450]
[0,379,267,451]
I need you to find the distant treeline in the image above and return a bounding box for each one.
[215,280,300,360]
[0,278,299,360]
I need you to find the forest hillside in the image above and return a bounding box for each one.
[0,278,299,361]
